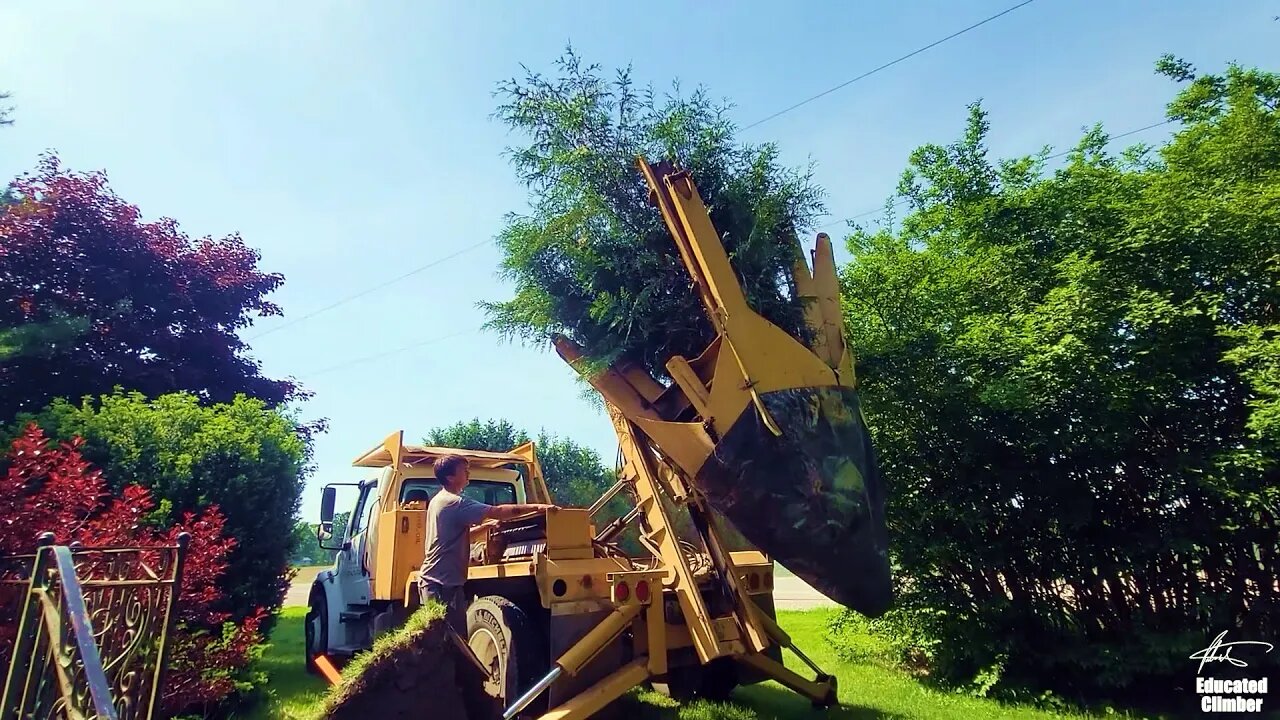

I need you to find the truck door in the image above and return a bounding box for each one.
[335,479,376,606]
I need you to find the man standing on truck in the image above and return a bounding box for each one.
[419,453,557,634]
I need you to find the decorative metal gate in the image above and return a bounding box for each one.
[0,531,189,720]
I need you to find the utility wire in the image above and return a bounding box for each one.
[742,0,1041,131]
[283,119,1177,379]
[245,2,1037,345]
[819,118,1178,228]
[298,328,479,379]
[246,237,492,341]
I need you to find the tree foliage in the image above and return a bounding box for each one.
[0,424,266,717]
[482,47,824,379]
[424,417,616,508]
[834,58,1278,707]
[0,153,301,421]
[290,520,334,566]
[289,511,348,567]
[12,390,310,630]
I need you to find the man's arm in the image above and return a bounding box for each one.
[482,502,558,521]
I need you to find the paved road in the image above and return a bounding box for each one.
[285,566,326,607]
[285,567,836,611]
[770,575,838,610]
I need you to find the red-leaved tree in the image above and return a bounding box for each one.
[0,423,265,717]
[0,152,301,420]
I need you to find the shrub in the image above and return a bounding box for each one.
[839,58,1279,709]
[0,423,265,717]
[11,390,309,632]
[826,605,941,673]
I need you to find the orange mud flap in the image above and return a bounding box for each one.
[313,629,487,691]
[314,654,342,687]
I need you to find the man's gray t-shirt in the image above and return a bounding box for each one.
[420,489,491,587]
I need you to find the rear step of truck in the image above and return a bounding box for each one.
[340,608,374,624]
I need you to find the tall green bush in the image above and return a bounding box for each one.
[14,389,310,631]
[835,57,1278,709]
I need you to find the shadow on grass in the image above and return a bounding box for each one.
[623,682,908,720]
[245,608,908,720]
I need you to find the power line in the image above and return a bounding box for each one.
[293,117,1182,378]
[277,116,1176,382]
[818,118,1178,229]
[245,238,492,341]
[297,328,479,379]
[741,0,1041,132]
[245,4,1037,346]
[281,119,1177,377]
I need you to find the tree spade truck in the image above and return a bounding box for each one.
[305,157,891,719]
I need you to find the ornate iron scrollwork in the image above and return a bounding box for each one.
[1,532,190,720]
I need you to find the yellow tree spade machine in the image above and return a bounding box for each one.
[306,157,891,719]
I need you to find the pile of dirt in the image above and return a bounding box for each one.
[320,606,501,720]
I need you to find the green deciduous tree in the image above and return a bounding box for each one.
[12,390,311,633]
[290,521,333,566]
[834,57,1278,709]
[289,511,349,566]
[0,311,89,362]
[481,47,823,380]
[425,417,615,509]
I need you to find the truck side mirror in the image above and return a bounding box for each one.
[320,486,336,524]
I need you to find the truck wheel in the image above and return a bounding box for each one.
[466,596,547,714]
[304,587,328,675]
[653,658,738,701]
[652,670,699,701]
[699,657,739,701]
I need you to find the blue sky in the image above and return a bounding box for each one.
[2,1,1276,520]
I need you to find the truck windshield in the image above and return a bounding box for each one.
[400,479,516,507]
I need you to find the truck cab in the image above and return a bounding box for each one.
[303,430,552,671]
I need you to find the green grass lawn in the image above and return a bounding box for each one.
[232,607,328,720]
[234,607,1135,720]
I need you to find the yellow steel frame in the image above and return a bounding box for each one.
[364,156,845,719]
[523,155,848,718]
[515,414,836,719]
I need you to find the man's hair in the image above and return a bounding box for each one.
[434,454,468,483]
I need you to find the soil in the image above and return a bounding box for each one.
[320,610,500,720]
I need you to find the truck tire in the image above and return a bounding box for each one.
[699,657,739,701]
[304,586,328,675]
[466,596,548,715]
[653,657,738,702]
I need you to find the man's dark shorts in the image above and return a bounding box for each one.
[420,580,467,635]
